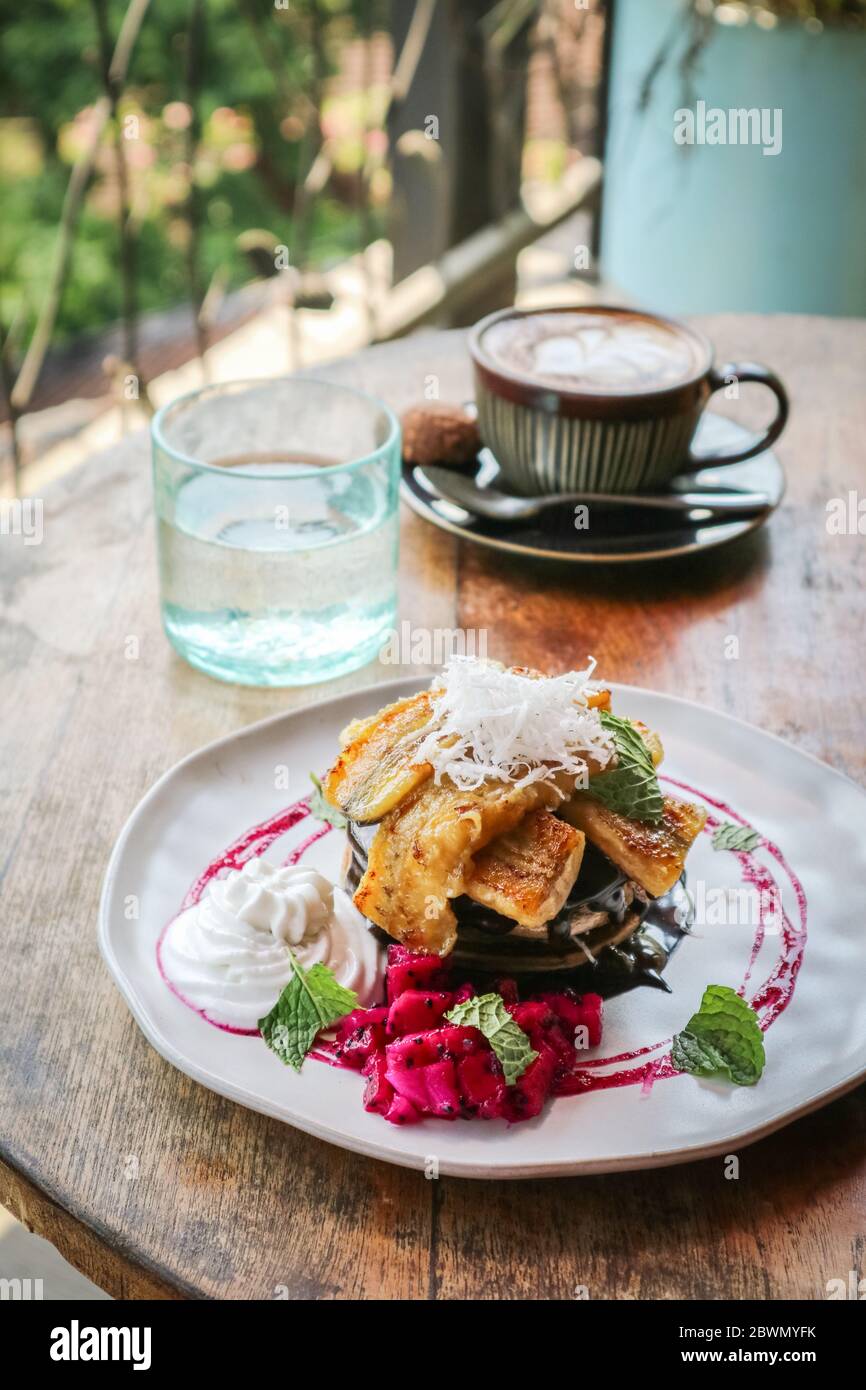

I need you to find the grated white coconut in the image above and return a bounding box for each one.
[415,656,614,793]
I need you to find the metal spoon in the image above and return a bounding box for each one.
[421,466,771,524]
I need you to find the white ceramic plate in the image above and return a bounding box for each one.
[99,679,866,1178]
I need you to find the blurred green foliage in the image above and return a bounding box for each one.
[0,0,380,343]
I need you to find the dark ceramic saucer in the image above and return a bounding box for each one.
[400,411,784,564]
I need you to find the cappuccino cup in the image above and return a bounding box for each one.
[469,305,788,495]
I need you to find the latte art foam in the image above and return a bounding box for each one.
[482,311,704,394]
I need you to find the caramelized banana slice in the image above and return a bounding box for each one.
[588,688,612,711]
[331,676,616,822]
[336,691,430,750]
[465,810,585,931]
[562,794,706,898]
[354,778,561,955]
[338,713,378,749]
[324,691,438,824]
[632,720,664,767]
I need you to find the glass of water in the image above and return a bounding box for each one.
[151,377,400,686]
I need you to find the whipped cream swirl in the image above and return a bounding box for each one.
[161,856,382,1030]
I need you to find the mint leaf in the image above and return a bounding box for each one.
[583,712,664,825]
[712,821,761,852]
[445,993,538,1085]
[259,953,358,1071]
[671,984,765,1086]
[308,771,347,829]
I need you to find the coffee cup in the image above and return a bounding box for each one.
[468,305,788,495]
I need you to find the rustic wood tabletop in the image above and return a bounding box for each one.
[1,315,864,1300]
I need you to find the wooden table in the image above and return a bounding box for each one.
[2,316,864,1300]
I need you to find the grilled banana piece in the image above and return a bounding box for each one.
[465,810,585,931]
[588,688,612,711]
[633,721,664,767]
[329,679,620,824]
[562,795,706,898]
[354,778,561,955]
[324,691,437,824]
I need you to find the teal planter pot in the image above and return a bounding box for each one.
[600,2,866,315]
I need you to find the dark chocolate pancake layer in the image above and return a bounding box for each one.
[344,819,694,997]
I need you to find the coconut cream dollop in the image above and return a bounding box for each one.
[160,857,382,1030]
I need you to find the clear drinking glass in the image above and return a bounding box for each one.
[151,378,400,686]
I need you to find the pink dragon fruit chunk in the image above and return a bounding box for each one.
[362,1050,393,1114]
[538,991,603,1048]
[426,1023,483,1058]
[386,1057,462,1119]
[337,1007,388,1069]
[540,1020,577,1073]
[338,1006,389,1038]
[499,1041,558,1123]
[507,1001,579,1085]
[457,1050,506,1119]
[386,1025,481,1066]
[386,989,453,1037]
[507,1000,556,1039]
[493,976,519,1004]
[384,1092,422,1125]
[384,1032,441,1069]
[451,982,477,1005]
[386,944,451,1002]
[420,1059,463,1119]
[572,992,603,1048]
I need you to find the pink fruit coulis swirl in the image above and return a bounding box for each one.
[157,777,807,1097]
[558,776,807,1095]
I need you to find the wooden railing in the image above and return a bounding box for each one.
[0,0,608,494]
